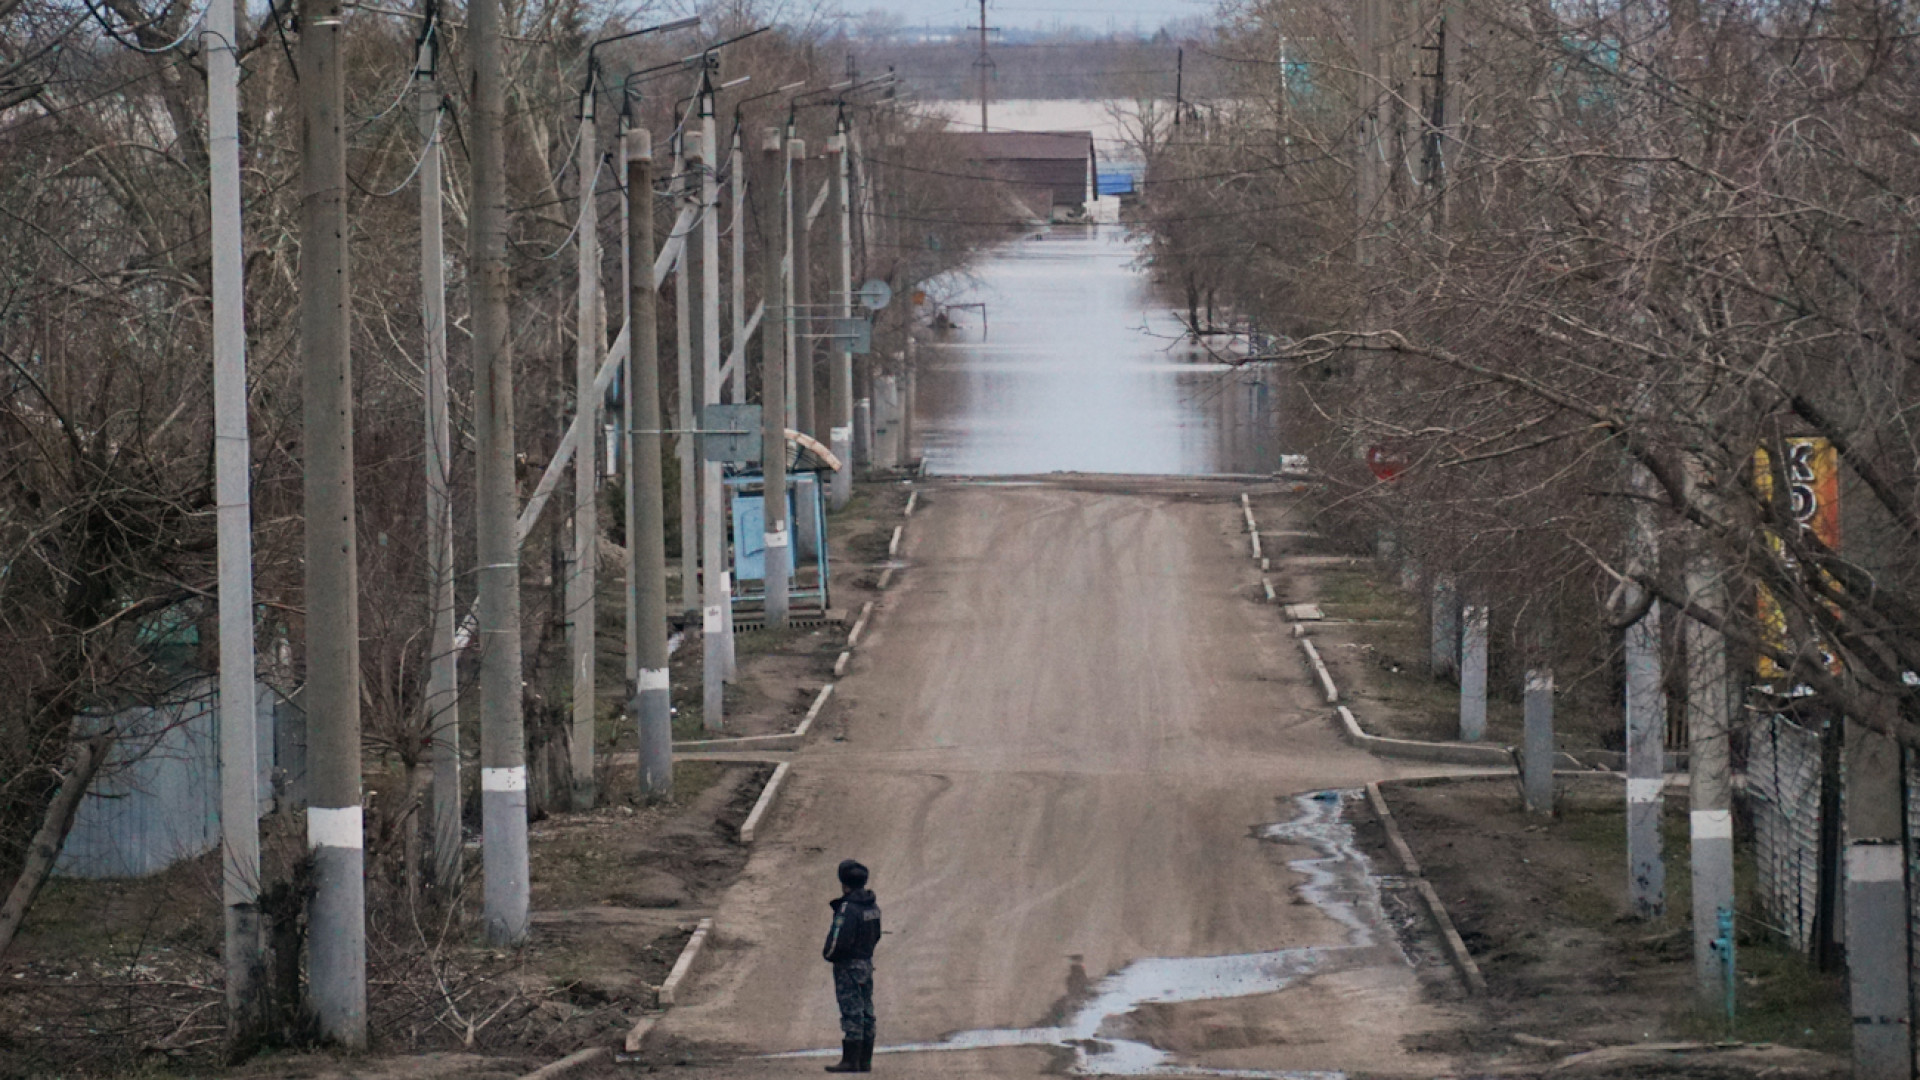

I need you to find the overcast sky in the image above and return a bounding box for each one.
[859,0,1217,33]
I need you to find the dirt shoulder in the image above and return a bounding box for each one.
[0,477,912,1080]
[1384,778,1847,1078]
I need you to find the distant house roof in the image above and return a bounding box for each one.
[946,131,1098,214]
[948,130,1096,163]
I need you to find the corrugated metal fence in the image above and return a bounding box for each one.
[55,681,287,879]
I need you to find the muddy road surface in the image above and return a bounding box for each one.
[647,481,1469,1077]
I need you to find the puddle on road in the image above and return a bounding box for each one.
[772,790,1399,1078]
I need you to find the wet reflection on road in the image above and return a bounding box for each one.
[773,790,1398,1078]
[915,227,1280,477]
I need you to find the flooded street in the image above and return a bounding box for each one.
[656,485,1465,1078]
[916,227,1280,477]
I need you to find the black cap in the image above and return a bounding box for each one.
[837,859,868,889]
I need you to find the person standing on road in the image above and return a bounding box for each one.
[822,858,881,1073]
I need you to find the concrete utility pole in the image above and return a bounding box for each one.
[828,122,854,510]
[848,126,874,471]
[415,15,460,899]
[784,128,799,430]
[205,0,263,1042]
[695,91,731,731]
[625,129,674,801]
[974,0,991,131]
[568,68,601,812]
[621,111,638,687]
[674,134,699,616]
[792,143,816,439]
[902,333,917,467]
[1684,554,1734,1009]
[1845,727,1912,1075]
[1522,669,1554,813]
[1353,0,1388,264]
[1458,603,1487,741]
[1624,496,1666,920]
[472,0,529,947]
[730,125,747,406]
[298,0,365,1041]
[1434,0,1464,224]
[760,127,792,629]
[1431,574,1459,680]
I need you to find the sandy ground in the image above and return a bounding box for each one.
[640,480,1473,1078]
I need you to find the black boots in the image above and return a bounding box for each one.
[824,1040,860,1073]
[822,1038,874,1073]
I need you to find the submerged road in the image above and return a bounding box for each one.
[652,480,1469,1078]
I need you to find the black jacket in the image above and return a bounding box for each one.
[823,889,882,963]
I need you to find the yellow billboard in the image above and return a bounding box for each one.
[1753,438,1839,681]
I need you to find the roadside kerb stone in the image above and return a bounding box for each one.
[1298,636,1340,704]
[519,1046,613,1080]
[847,600,875,647]
[656,916,715,1007]
[1365,781,1488,996]
[675,682,836,754]
[739,761,791,844]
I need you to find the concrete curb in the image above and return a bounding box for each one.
[519,1046,612,1080]
[622,1014,657,1054]
[833,650,851,677]
[1261,576,1275,603]
[657,917,714,1006]
[877,566,895,590]
[799,683,835,734]
[1335,705,1518,767]
[887,524,904,558]
[1298,637,1339,704]
[1366,782,1488,996]
[904,489,918,517]
[674,683,835,754]
[739,762,791,844]
[674,730,803,753]
[847,600,875,647]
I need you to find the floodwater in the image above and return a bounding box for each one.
[915,226,1281,477]
[773,790,1398,1078]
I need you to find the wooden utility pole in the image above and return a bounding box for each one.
[298,0,366,1041]
[414,9,460,901]
[625,128,674,801]
[471,0,529,947]
[205,0,263,1043]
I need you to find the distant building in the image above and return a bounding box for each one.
[946,130,1098,220]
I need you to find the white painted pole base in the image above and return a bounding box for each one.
[481,768,529,945]
[307,806,367,1047]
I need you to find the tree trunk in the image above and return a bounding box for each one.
[0,727,116,959]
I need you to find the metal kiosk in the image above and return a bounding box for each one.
[728,430,840,619]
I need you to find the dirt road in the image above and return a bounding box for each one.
[649,481,1469,1077]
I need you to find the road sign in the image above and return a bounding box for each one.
[833,317,873,355]
[700,404,763,464]
[1365,445,1409,482]
[856,278,893,311]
